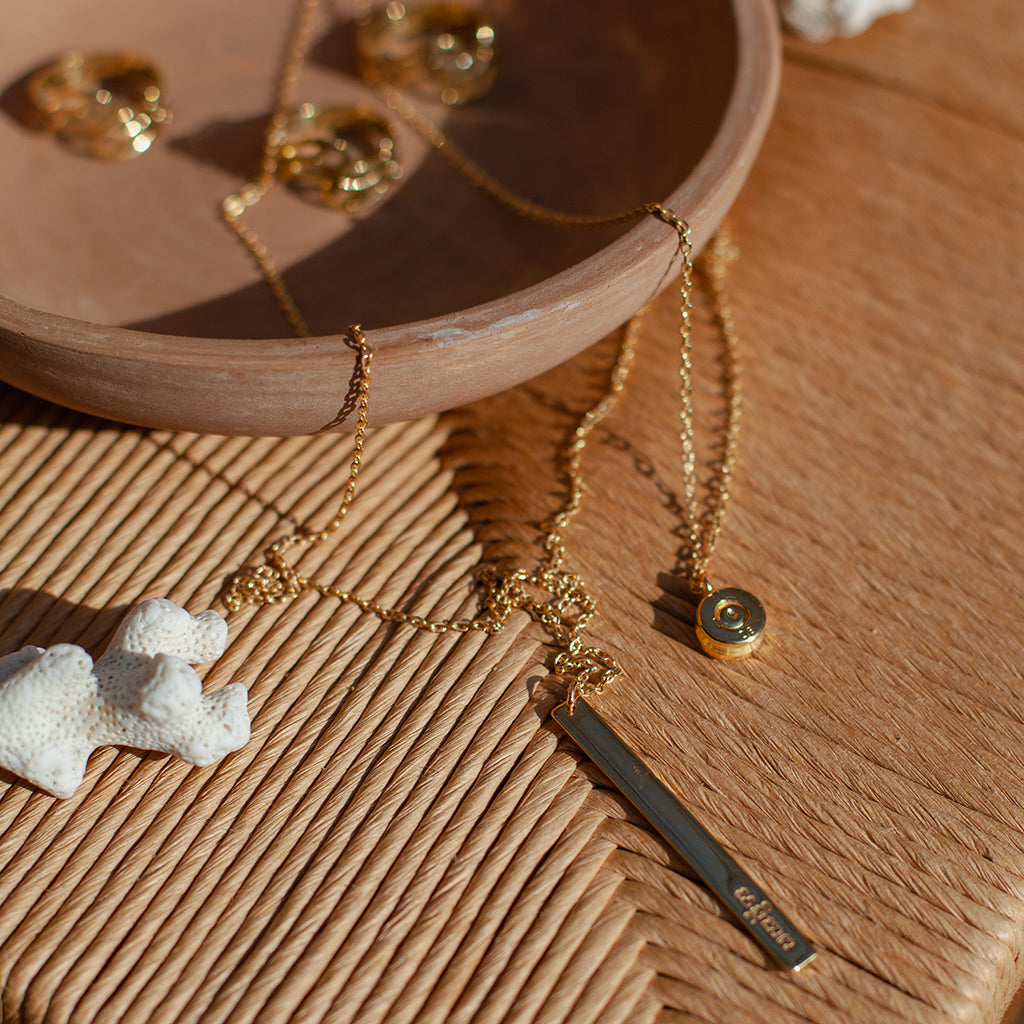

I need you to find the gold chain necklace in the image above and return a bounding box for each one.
[220,0,813,970]
[222,0,764,660]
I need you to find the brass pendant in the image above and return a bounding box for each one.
[696,587,766,660]
[553,697,815,971]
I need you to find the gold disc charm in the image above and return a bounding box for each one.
[696,587,766,660]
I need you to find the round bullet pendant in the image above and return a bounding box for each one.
[696,587,766,660]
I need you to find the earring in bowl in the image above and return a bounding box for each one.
[276,104,402,212]
[355,2,497,105]
[26,51,170,160]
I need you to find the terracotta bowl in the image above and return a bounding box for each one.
[0,0,780,436]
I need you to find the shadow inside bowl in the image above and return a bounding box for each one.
[0,0,736,339]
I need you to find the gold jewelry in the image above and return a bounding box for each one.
[364,94,768,658]
[355,2,497,106]
[223,303,814,970]
[26,51,170,160]
[679,228,768,659]
[276,104,401,211]
[225,0,765,661]
[696,586,766,658]
[220,0,813,968]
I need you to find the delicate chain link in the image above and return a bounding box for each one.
[224,318,643,699]
[378,82,662,231]
[686,226,742,593]
[220,0,744,705]
[219,0,325,338]
[222,182,311,338]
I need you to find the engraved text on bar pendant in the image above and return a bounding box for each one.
[552,696,816,972]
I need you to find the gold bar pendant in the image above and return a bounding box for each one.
[552,697,816,972]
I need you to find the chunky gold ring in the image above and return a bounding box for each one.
[276,105,402,212]
[356,3,497,106]
[26,52,170,160]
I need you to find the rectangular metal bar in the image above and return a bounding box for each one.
[553,696,816,972]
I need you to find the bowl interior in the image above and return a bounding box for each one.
[0,0,737,340]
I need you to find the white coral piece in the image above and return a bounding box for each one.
[778,0,914,41]
[0,598,250,798]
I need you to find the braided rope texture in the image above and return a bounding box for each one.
[0,280,1023,1023]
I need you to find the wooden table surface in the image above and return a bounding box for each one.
[0,1,1022,1022]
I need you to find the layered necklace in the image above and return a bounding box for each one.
[8,0,813,970]
[219,0,813,971]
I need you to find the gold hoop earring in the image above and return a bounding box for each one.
[276,104,402,211]
[26,52,170,160]
[355,3,497,106]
